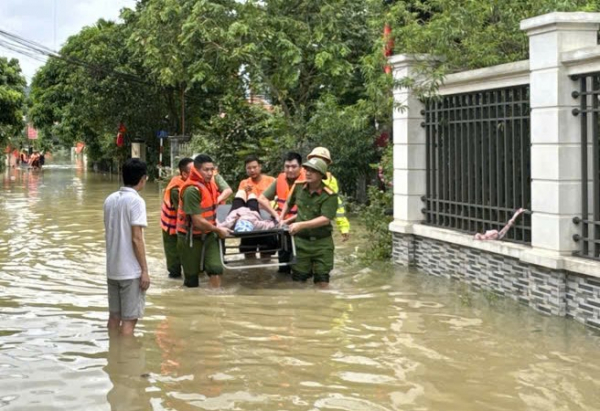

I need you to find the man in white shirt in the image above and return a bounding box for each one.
[103,158,150,336]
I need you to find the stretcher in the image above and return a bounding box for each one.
[215,204,296,270]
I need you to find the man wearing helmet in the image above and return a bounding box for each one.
[306,147,351,242]
[278,157,338,288]
[258,152,305,272]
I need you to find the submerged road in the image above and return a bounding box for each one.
[1,164,600,410]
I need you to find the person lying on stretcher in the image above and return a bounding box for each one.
[217,190,278,233]
[217,190,281,260]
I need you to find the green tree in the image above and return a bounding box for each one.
[381,0,600,73]
[30,18,169,172]
[125,0,391,194]
[228,0,391,195]
[126,0,242,135]
[0,57,26,157]
[30,0,391,193]
[191,99,285,184]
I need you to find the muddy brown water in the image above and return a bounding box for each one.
[1,164,600,410]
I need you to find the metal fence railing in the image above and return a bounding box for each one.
[572,73,600,260]
[421,85,532,244]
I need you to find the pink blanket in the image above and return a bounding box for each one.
[217,207,277,231]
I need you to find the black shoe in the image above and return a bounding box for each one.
[168,272,182,279]
[183,276,199,288]
[277,266,291,274]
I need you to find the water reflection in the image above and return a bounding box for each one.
[105,335,150,411]
[1,165,600,410]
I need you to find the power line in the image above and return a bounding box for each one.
[0,27,161,87]
[0,27,238,113]
[0,39,48,63]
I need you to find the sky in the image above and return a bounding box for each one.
[0,0,137,83]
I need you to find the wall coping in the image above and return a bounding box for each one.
[438,60,530,95]
[389,220,600,278]
[521,12,600,35]
[388,54,530,96]
[562,45,600,76]
[389,54,440,69]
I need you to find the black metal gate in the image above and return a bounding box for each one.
[421,85,532,244]
[572,74,600,260]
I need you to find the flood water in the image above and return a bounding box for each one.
[2,163,600,411]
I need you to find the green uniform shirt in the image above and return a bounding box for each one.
[214,174,230,192]
[182,186,203,215]
[262,180,277,200]
[287,183,338,238]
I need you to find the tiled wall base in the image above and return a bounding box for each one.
[392,232,600,329]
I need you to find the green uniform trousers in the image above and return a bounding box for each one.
[291,235,334,284]
[162,230,181,278]
[177,233,224,287]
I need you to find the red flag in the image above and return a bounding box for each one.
[383,23,394,74]
[116,123,126,147]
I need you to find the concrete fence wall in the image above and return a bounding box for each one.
[389,12,600,329]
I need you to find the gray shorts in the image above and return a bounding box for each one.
[107,278,145,320]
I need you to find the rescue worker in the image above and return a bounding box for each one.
[278,157,337,288]
[213,165,233,204]
[258,152,305,272]
[176,154,231,288]
[29,151,41,169]
[160,157,193,279]
[306,147,350,241]
[20,150,28,166]
[237,154,275,259]
[239,155,275,196]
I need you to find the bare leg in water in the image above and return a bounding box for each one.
[108,314,138,336]
[209,275,221,288]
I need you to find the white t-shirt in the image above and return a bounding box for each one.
[103,187,147,280]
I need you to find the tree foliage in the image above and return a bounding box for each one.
[125,0,241,134]
[28,2,599,184]
[382,0,600,72]
[229,0,391,195]
[23,0,600,258]
[0,57,26,150]
[28,0,390,188]
[29,19,169,170]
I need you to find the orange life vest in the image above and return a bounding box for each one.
[160,175,185,235]
[176,166,219,236]
[275,169,306,219]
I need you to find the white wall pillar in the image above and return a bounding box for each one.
[521,12,600,254]
[131,141,146,162]
[389,55,428,227]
